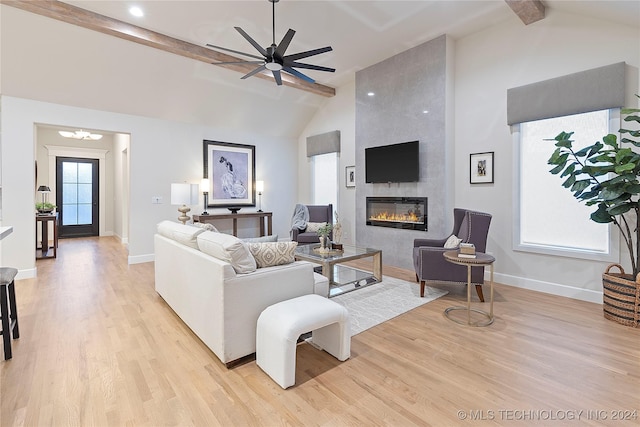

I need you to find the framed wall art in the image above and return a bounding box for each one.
[345,165,356,188]
[470,152,494,184]
[203,140,256,209]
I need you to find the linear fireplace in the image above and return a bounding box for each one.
[366,197,428,231]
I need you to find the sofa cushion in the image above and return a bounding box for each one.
[305,222,326,233]
[189,222,219,232]
[444,234,462,249]
[242,234,278,243]
[247,242,297,268]
[157,220,205,249]
[197,231,257,273]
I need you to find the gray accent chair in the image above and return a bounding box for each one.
[291,204,333,245]
[413,208,492,301]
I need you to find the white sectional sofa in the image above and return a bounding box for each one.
[153,220,329,367]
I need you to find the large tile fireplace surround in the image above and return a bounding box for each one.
[366,197,428,231]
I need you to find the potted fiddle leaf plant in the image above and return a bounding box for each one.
[547,96,640,327]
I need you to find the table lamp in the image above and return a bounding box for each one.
[201,178,210,215]
[256,180,264,212]
[37,185,51,205]
[171,183,199,224]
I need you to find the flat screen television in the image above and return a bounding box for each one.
[365,140,420,183]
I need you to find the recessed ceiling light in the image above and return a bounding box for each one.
[423,110,429,114]
[129,6,144,17]
[367,92,375,97]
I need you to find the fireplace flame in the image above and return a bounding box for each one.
[369,211,423,223]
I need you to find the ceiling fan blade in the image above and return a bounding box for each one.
[241,64,267,80]
[283,46,332,62]
[283,66,315,84]
[206,43,264,61]
[234,27,268,57]
[272,70,283,86]
[287,62,335,73]
[274,29,296,57]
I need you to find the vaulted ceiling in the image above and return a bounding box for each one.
[1,1,638,137]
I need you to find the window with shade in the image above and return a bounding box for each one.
[508,62,626,261]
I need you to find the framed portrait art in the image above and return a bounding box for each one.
[470,152,494,184]
[203,140,256,209]
[345,165,356,188]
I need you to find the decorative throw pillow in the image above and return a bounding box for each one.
[196,231,257,273]
[242,234,278,243]
[189,222,218,232]
[157,220,205,249]
[305,222,327,233]
[444,234,462,249]
[247,242,298,268]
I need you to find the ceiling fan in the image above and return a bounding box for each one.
[205,0,335,86]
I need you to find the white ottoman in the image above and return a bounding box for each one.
[256,294,350,389]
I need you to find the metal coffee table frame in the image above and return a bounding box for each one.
[294,244,382,296]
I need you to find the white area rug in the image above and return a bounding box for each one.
[331,276,448,335]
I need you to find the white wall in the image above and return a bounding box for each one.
[297,81,356,244]
[453,9,640,301]
[1,96,297,278]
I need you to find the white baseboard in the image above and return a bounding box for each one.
[129,253,154,264]
[490,271,603,304]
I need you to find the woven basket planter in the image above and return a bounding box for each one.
[602,264,640,328]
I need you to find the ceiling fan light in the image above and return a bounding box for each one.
[265,62,283,71]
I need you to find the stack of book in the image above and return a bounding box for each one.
[458,243,476,258]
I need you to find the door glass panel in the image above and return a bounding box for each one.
[63,183,78,203]
[63,162,77,182]
[78,183,92,203]
[77,204,92,225]
[63,204,78,224]
[78,163,92,183]
[61,161,93,226]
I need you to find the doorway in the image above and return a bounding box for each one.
[56,157,99,238]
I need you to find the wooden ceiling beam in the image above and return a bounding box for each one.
[1,0,336,97]
[504,0,545,25]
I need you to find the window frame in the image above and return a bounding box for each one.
[512,109,621,262]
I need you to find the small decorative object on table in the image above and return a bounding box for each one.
[458,243,476,258]
[316,223,333,253]
[333,211,343,245]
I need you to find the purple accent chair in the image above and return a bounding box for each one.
[291,204,333,245]
[413,208,492,301]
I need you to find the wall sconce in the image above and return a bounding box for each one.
[201,178,210,215]
[37,185,51,205]
[256,180,264,212]
[171,183,199,224]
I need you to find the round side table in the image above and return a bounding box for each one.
[443,250,495,327]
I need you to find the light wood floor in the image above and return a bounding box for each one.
[2,237,639,426]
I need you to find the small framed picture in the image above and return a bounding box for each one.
[470,152,494,184]
[345,165,356,188]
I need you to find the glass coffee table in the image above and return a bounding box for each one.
[294,244,382,297]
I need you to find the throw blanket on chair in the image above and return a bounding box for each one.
[291,204,309,237]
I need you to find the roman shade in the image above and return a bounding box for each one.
[306,130,341,157]
[507,62,626,125]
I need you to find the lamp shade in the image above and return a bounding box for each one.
[200,178,210,194]
[171,183,199,206]
[37,186,51,192]
[256,180,264,193]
